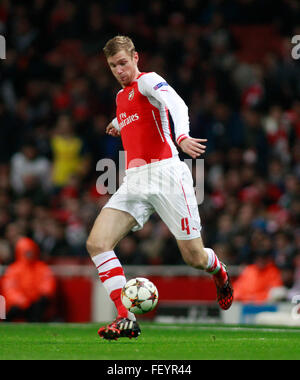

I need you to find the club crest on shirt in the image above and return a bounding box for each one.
[128,89,134,101]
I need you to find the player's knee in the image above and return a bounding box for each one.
[86,238,96,256]
[86,236,112,257]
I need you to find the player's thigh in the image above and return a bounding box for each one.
[150,164,201,241]
[86,207,136,256]
[176,236,208,268]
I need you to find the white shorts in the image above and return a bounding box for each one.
[103,157,201,240]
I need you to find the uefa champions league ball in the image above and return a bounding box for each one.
[121,277,159,315]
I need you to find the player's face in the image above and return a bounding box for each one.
[107,50,139,87]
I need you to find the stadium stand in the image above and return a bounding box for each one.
[0,1,299,321]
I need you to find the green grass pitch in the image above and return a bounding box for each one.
[0,322,300,360]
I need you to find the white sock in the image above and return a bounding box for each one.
[92,250,125,292]
[92,251,136,321]
[204,248,221,274]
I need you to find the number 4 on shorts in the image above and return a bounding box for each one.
[181,217,190,235]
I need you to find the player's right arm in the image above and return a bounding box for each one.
[106,117,120,137]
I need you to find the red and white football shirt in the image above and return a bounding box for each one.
[112,72,190,169]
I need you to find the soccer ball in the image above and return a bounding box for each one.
[121,277,159,315]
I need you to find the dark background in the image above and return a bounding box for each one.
[0,1,299,291]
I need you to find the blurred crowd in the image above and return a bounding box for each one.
[0,0,300,295]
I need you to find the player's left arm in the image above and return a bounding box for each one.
[140,73,207,158]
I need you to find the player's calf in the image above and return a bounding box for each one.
[178,239,233,310]
[177,239,209,269]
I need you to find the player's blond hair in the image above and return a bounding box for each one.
[103,35,136,58]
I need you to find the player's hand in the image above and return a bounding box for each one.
[106,123,120,137]
[179,137,207,159]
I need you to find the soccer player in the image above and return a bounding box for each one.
[87,36,233,340]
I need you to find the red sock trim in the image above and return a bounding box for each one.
[110,288,128,318]
[98,267,124,282]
